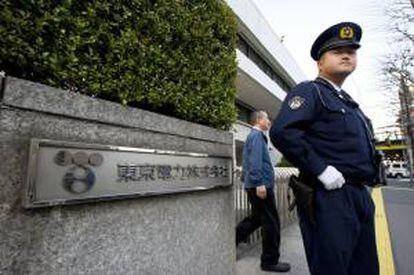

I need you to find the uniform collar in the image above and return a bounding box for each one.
[316,76,342,92]
[315,77,359,108]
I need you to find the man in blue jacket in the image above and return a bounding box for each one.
[269,22,379,275]
[236,110,290,273]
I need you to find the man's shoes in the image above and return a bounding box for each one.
[260,262,291,273]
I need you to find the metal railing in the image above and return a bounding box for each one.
[234,167,299,245]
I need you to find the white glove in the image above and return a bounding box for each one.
[318,166,345,190]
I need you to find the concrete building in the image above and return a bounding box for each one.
[225,0,307,167]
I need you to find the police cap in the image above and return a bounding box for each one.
[311,22,362,61]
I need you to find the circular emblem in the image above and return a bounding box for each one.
[63,165,95,194]
[89,153,104,167]
[54,151,73,166]
[339,26,354,39]
[288,96,305,110]
[73,152,89,166]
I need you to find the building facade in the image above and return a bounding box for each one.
[225,0,307,167]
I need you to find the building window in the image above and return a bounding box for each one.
[237,35,249,56]
[237,34,292,92]
[235,140,244,167]
[236,102,253,124]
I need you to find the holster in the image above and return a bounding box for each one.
[288,175,316,224]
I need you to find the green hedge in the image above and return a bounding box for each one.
[0,0,238,129]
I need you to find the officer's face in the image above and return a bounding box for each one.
[318,46,357,78]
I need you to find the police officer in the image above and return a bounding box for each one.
[269,22,379,275]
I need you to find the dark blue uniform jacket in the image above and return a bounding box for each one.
[270,78,376,184]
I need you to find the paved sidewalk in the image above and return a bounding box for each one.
[236,222,309,275]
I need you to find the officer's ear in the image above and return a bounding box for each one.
[317,58,324,72]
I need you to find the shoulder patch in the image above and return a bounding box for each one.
[288,96,305,110]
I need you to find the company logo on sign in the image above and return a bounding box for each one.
[54,151,104,194]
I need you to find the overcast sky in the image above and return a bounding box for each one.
[253,0,397,134]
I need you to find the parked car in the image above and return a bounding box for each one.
[386,161,410,178]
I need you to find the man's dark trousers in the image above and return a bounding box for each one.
[298,184,379,275]
[236,188,281,264]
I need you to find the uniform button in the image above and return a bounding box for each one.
[341,108,346,114]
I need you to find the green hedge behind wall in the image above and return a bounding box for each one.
[0,0,238,129]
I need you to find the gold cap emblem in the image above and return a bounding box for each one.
[339,26,354,39]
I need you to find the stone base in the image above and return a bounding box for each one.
[0,77,235,274]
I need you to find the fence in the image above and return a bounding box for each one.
[234,167,299,245]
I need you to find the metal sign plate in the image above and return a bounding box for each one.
[24,139,233,208]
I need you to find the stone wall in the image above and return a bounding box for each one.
[0,77,235,274]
